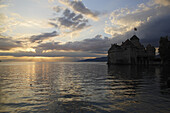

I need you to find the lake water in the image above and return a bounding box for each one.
[0,62,170,113]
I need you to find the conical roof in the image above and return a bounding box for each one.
[130,35,139,41]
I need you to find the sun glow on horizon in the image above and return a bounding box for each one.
[0,56,99,62]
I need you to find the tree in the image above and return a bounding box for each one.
[159,36,170,65]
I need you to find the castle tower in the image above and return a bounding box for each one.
[130,28,143,49]
[130,35,141,48]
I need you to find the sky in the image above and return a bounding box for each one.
[0,0,170,62]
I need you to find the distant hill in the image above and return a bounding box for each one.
[78,57,107,62]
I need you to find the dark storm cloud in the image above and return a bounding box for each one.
[139,14,170,46]
[56,8,89,31]
[50,4,91,33]
[76,23,87,30]
[0,35,22,50]
[72,14,83,21]
[37,35,110,53]
[106,12,170,47]
[71,1,98,18]
[106,5,170,47]
[58,17,77,27]
[60,0,99,20]
[29,31,58,43]
[63,8,76,19]
[124,6,170,46]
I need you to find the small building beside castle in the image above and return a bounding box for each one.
[108,35,155,65]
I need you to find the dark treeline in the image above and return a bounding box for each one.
[159,36,170,65]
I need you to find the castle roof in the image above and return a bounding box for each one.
[130,35,139,41]
[121,39,136,48]
[109,44,121,51]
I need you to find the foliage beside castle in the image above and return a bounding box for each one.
[159,36,170,65]
[107,35,155,65]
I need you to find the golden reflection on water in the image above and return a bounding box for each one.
[0,62,60,112]
[0,62,37,112]
[54,63,83,102]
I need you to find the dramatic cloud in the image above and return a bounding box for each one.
[0,35,22,50]
[138,13,170,46]
[105,2,170,46]
[37,35,110,53]
[59,0,99,21]
[50,8,90,34]
[58,11,88,30]
[105,4,151,36]
[29,31,58,43]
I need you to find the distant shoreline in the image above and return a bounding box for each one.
[78,57,107,62]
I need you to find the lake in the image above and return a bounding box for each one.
[0,62,170,113]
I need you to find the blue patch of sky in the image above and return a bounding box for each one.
[83,0,149,12]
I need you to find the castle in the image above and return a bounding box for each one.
[108,35,155,65]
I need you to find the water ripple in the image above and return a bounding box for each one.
[0,62,170,113]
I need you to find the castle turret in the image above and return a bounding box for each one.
[130,35,142,48]
[146,44,155,57]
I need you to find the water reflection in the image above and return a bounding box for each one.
[110,65,156,89]
[160,66,170,94]
[108,65,170,95]
[107,65,170,112]
[0,62,170,113]
[108,65,158,79]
